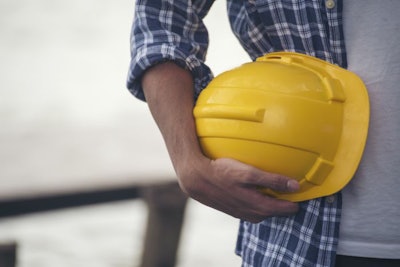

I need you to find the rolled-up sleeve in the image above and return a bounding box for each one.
[127,0,214,101]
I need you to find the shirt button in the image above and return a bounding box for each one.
[326,195,335,204]
[325,0,336,9]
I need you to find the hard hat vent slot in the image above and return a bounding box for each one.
[305,157,334,185]
[323,77,346,102]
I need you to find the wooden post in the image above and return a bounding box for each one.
[140,182,188,267]
[0,241,17,267]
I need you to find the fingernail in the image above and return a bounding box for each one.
[287,180,300,192]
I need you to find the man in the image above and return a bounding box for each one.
[127,1,400,266]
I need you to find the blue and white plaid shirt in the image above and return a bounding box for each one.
[128,1,345,266]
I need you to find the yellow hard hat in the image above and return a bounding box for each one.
[194,52,369,202]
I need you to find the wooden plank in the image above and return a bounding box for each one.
[0,186,139,218]
[0,181,188,267]
[0,181,181,218]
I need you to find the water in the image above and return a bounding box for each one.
[0,0,249,266]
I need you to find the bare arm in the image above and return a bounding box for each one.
[142,62,299,222]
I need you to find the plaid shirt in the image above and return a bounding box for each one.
[128,1,345,266]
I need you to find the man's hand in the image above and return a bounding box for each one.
[179,156,299,222]
[142,62,299,223]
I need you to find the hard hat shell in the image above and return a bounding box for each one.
[194,52,369,202]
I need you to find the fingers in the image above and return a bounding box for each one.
[225,194,299,223]
[194,187,299,223]
[215,158,300,193]
[179,157,301,223]
[204,178,299,222]
[247,171,300,193]
[208,158,301,221]
[233,187,299,222]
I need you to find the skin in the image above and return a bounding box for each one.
[142,61,300,223]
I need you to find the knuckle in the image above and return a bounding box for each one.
[241,171,257,183]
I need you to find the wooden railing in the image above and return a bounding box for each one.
[0,181,188,267]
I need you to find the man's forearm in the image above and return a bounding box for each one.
[141,61,205,179]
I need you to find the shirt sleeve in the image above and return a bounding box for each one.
[127,0,215,101]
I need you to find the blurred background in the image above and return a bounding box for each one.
[0,0,250,266]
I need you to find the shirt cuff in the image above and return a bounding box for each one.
[127,44,213,102]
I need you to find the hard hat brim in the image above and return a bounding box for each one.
[260,53,370,201]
